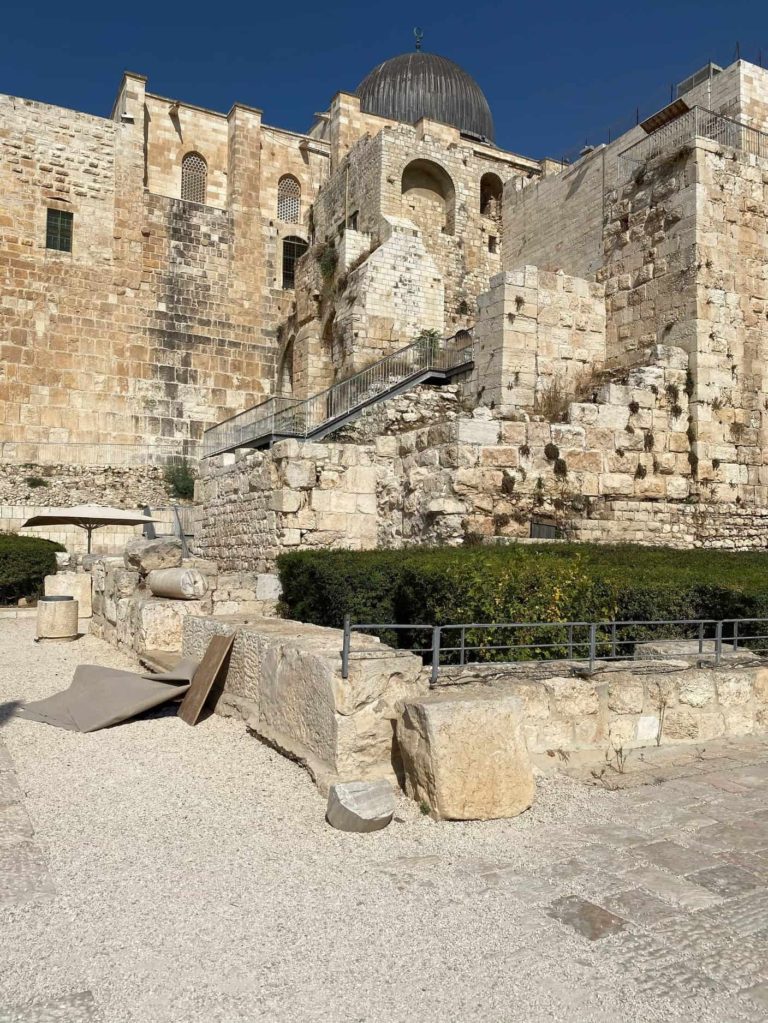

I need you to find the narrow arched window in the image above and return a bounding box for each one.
[277,175,301,223]
[282,236,309,289]
[181,152,207,204]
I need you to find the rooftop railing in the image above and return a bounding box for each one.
[203,331,474,457]
[618,106,768,179]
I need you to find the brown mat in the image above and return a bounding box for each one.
[18,657,199,733]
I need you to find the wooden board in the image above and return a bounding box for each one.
[177,633,235,726]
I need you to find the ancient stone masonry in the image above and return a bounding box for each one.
[288,118,537,392]
[0,75,329,460]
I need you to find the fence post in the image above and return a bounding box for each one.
[459,626,466,666]
[715,620,723,667]
[698,620,704,656]
[588,623,597,674]
[341,616,351,679]
[568,623,574,660]
[733,620,739,652]
[431,626,441,686]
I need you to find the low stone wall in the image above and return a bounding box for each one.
[182,614,427,791]
[442,658,768,754]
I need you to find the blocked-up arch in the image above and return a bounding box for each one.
[401,159,455,236]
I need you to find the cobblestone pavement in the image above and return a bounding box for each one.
[2,620,768,1021]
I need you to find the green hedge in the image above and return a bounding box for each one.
[277,544,768,638]
[0,534,65,605]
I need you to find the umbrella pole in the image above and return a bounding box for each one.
[86,525,93,554]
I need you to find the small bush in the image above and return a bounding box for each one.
[24,476,48,489]
[315,241,338,280]
[544,443,560,462]
[164,459,195,500]
[0,534,64,605]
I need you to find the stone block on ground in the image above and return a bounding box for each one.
[124,538,183,575]
[182,615,427,791]
[396,687,535,820]
[326,779,395,832]
[44,572,92,618]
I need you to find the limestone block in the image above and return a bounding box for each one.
[147,568,208,599]
[255,573,282,601]
[716,673,752,706]
[45,573,92,618]
[396,688,535,820]
[326,779,395,833]
[545,676,599,717]
[607,680,644,714]
[124,538,182,575]
[183,616,427,791]
[133,597,206,653]
[456,419,500,445]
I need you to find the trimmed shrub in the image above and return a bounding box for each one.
[278,543,768,643]
[0,534,64,605]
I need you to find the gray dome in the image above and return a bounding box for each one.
[355,52,495,143]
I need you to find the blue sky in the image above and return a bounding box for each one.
[2,0,768,159]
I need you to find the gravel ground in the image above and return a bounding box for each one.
[0,619,766,1023]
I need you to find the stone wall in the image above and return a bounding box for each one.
[472,266,606,413]
[0,75,330,455]
[290,119,538,387]
[443,659,768,754]
[0,462,177,508]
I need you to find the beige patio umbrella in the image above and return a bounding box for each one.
[21,505,159,553]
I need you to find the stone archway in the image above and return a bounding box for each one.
[401,158,456,237]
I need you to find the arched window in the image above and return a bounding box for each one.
[401,159,455,236]
[181,152,207,204]
[480,173,503,219]
[282,235,309,289]
[277,175,301,223]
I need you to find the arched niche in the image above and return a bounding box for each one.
[401,159,456,236]
[480,172,503,222]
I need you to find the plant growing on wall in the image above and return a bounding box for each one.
[164,459,195,500]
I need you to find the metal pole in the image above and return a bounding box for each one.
[341,616,350,679]
[588,623,597,674]
[568,623,573,660]
[431,626,441,686]
[698,620,704,655]
[715,620,723,666]
[459,626,465,666]
[733,620,739,652]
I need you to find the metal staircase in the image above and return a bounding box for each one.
[202,332,473,457]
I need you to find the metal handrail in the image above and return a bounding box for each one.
[618,106,768,179]
[203,331,473,457]
[340,616,768,685]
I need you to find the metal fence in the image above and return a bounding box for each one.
[0,441,199,467]
[618,106,768,180]
[203,331,474,457]
[341,616,768,684]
